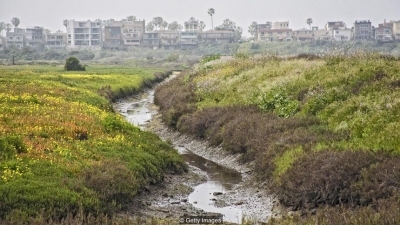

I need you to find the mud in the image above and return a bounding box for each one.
[114,74,281,224]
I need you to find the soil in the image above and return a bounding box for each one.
[113,73,282,224]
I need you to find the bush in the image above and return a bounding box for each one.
[64,56,85,71]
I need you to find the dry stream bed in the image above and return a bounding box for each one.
[113,73,280,224]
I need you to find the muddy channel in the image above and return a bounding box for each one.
[113,73,280,224]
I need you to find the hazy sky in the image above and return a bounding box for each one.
[1,0,399,37]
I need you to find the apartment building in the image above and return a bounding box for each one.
[392,20,400,40]
[160,31,180,49]
[25,26,45,48]
[122,20,145,46]
[374,23,393,42]
[293,28,313,41]
[46,31,67,49]
[180,31,198,49]
[200,30,235,43]
[142,32,160,48]
[353,20,373,40]
[6,28,25,48]
[258,28,293,42]
[66,20,103,48]
[103,25,122,49]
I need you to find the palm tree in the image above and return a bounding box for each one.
[11,17,20,28]
[208,8,215,30]
[306,18,313,30]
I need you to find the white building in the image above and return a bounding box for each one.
[332,28,352,41]
[66,20,103,48]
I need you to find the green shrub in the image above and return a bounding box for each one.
[64,56,85,71]
[0,136,27,160]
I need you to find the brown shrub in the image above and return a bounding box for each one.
[351,157,400,205]
[275,150,383,209]
[154,73,197,127]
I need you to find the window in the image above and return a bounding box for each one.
[360,24,369,28]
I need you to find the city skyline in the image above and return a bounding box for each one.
[1,0,400,37]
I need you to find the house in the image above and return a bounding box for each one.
[314,29,332,41]
[103,25,122,49]
[273,21,289,29]
[293,28,313,41]
[6,28,25,48]
[374,23,393,42]
[180,31,198,49]
[160,31,180,49]
[332,28,352,41]
[142,32,160,48]
[391,20,400,40]
[66,20,103,48]
[257,28,293,42]
[25,26,45,48]
[325,21,346,30]
[200,30,235,43]
[45,31,67,49]
[353,20,373,40]
[121,20,145,46]
[184,20,200,32]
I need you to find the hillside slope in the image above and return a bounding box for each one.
[155,54,400,224]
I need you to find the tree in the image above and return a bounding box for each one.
[64,56,85,71]
[168,21,183,31]
[11,17,20,28]
[199,21,206,31]
[215,19,236,31]
[5,23,12,33]
[208,8,215,30]
[189,17,197,23]
[146,22,154,31]
[215,19,242,42]
[161,21,168,30]
[248,21,258,39]
[126,15,136,21]
[152,17,164,30]
[44,29,51,35]
[63,19,68,28]
[307,18,313,30]
[266,21,272,28]
[0,22,5,36]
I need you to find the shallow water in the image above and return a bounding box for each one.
[114,86,248,223]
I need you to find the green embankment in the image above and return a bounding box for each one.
[0,65,186,222]
[155,53,400,224]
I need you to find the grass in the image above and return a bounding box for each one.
[0,64,187,222]
[155,53,400,224]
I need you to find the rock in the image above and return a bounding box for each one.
[193,201,197,204]
[162,193,168,197]
[171,201,181,204]
[181,198,188,202]
[234,201,245,205]
[169,195,173,198]
[213,192,223,196]
[211,198,217,201]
